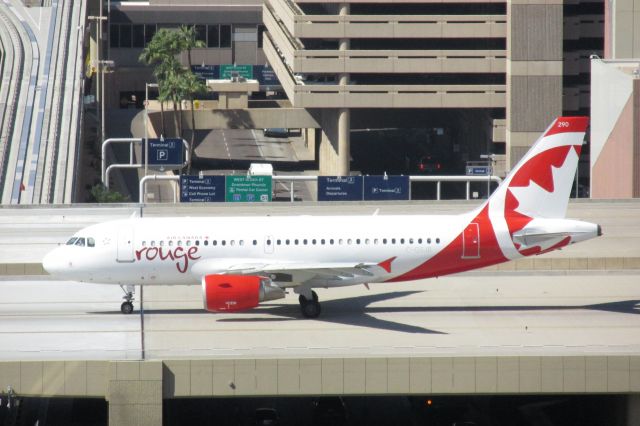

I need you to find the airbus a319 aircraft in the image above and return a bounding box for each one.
[43,117,601,318]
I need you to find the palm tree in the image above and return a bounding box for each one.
[139,29,184,137]
[140,26,207,171]
[178,72,206,173]
[177,26,205,173]
[155,57,184,136]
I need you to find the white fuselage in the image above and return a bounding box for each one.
[43,213,470,287]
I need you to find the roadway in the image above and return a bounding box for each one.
[0,271,638,361]
[193,128,315,200]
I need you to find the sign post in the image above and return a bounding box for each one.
[145,138,185,171]
[180,175,226,202]
[225,175,272,202]
[220,64,253,79]
[317,176,364,201]
[363,175,410,201]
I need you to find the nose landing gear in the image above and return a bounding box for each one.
[120,285,135,314]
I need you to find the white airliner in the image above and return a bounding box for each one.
[43,117,601,318]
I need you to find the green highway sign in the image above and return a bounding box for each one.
[225,175,272,202]
[220,64,254,79]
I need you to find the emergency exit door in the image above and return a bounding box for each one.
[462,223,480,258]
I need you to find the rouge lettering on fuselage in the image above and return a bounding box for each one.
[135,246,201,273]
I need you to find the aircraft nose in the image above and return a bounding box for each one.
[42,248,64,275]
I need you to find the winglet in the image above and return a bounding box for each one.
[378,256,396,273]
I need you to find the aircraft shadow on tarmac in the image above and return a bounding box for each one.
[100,292,640,335]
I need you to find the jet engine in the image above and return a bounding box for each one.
[202,274,285,312]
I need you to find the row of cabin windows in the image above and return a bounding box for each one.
[268,237,441,246]
[141,237,441,248]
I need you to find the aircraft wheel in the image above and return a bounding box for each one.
[121,301,134,315]
[300,299,321,319]
[311,290,318,302]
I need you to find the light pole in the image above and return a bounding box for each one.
[145,83,159,177]
[480,153,496,198]
[88,14,107,143]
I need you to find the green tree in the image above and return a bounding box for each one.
[176,26,206,174]
[178,72,206,173]
[140,26,206,173]
[90,184,129,203]
[139,29,184,137]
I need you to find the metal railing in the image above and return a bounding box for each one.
[137,174,502,204]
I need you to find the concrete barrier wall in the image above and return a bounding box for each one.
[1,356,638,399]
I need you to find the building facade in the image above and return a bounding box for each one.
[263,0,603,174]
[104,0,603,178]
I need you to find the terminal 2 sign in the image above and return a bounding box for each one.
[318,176,410,201]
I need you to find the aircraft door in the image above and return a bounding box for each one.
[462,222,480,258]
[117,225,135,263]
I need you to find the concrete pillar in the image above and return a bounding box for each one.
[607,0,640,59]
[506,0,563,169]
[628,395,640,426]
[318,3,351,176]
[108,361,163,426]
[319,108,350,175]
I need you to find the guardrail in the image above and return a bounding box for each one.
[138,174,502,203]
[273,175,502,202]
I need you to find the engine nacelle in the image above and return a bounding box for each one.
[202,274,285,312]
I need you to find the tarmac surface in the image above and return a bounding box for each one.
[0,271,638,360]
[0,200,638,361]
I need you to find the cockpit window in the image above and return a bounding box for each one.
[87,237,95,247]
[66,237,78,245]
[75,238,86,247]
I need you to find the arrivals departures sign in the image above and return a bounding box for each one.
[317,176,364,201]
[318,176,409,201]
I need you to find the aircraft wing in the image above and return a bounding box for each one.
[190,257,395,286]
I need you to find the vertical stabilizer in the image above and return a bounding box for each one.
[486,117,588,219]
[480,116,589,260]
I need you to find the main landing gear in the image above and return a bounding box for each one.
[298,290,321,318]
[120,285,135,314]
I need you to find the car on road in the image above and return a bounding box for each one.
[263,128,289,138]
[416,155,443,174]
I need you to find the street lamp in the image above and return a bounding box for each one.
[145,83,159,177]
[98,59,114,145]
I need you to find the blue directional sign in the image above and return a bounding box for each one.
[146,138,184,170]
[317,176,363,201]
[254,65,281,87]
[363,175,410,201]
[466,165,491,176]
[180,175,226,202]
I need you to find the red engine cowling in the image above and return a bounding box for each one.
[202,275,285,312]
